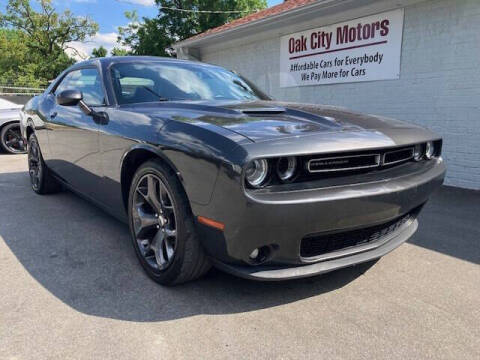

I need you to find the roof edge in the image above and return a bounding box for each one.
[173,0,346,49]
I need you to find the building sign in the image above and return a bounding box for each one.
[280,9,404,87]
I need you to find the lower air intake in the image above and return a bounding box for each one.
[300,209,419,258]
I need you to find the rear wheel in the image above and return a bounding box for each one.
[128,160,211,285]
[1,122,26,154]
[28,134,61,194]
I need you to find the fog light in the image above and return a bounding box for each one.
[249,248,259,259]
[248,246,272,265]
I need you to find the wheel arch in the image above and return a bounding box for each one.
[26,124,35,140]
[22,116,36,140]
[0,120,20,131]
[120,144,184,212]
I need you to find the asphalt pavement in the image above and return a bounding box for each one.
[0,154,479,359]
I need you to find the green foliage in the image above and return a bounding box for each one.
[111,47,129,57]
[0,28,54,87]
[0,0,99,86]
[117,0,267,57]
[91,46,108,58]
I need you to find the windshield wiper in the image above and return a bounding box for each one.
[141,86,169,101]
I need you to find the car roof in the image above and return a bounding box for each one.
[72,56,205,69]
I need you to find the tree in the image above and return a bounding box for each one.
[0,0,98,84]
[117,0,267,57]
[91,46,107,58]
[0,28,38,86]
[111,47,129,57]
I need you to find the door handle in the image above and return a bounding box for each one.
[50,112,58,119]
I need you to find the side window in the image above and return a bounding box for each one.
[54,68,105,106]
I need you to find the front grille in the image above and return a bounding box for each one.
[305,147,414,174]
[300,211,416,258]
[383,147,414,165]
[307,154,380,173]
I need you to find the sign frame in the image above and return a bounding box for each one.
[279,9,405,88]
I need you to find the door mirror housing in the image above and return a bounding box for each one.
[56,89,83,106]
[56,89,94,116]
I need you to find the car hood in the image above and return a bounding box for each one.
[123,100,425,143]
[213,100,425,142]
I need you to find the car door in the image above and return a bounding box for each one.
[46,67,106,197]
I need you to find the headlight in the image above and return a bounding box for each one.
[245,159,269,187]
[276,157,297,181]
[425,141,434,159]
[413,144,423,161]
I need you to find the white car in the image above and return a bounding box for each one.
[0,97,27,154]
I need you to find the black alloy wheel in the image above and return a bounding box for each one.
[128,160,211,285]
[27,134,61,194]
[1,123,26,154]
[132,173,178,271]
[28,134,42,192]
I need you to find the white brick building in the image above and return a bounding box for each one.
[174,0,480,189]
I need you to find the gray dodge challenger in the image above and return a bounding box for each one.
[20,57,446,285]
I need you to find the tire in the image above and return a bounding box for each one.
[1,122,27,154]
[128,160,211,285]
[27,134,62,194]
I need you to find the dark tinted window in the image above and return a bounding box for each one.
[55,68,105,106]
[110,62,269,105]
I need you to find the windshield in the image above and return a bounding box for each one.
[110,61,269,105]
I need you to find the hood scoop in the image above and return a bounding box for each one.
[239,107,286,115]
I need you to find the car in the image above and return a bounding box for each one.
[20,56,446,285]
[0,97,27,154]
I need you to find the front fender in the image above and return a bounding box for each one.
[157,120,248,207]
[120,143,182,180]
[120,139,220,207]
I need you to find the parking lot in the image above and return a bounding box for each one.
[0,153,479,359]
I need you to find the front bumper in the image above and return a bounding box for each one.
[213,218,418,281]
[195,157,445,280]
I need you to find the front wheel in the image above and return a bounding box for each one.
[128,160,211,285]
[1,122,26,154]
[28,134,61,194]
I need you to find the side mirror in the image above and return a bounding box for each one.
[56,89,83,106]
[56,89,94,116]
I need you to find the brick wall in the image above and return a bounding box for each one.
[201,0,480,189]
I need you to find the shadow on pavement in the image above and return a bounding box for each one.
[409,186,480,264]
[0,170,374,322]
[1,169,478,322]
